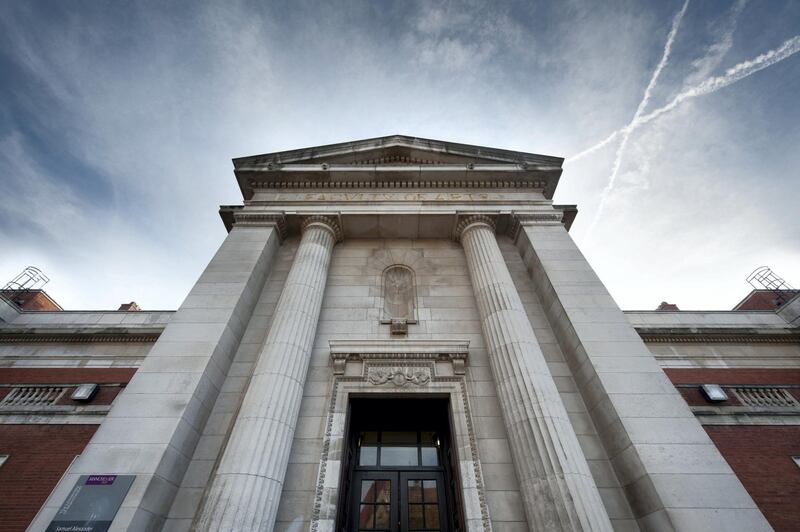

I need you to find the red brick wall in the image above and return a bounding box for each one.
[665,367,800,531]
[0,367,135,404]
[0,367,136,384]
[664,368,800,386]
[704,426,800,532]
[0,367,136,530]
[0,424,98,532]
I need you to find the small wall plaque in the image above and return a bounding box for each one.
[47,474,135,532]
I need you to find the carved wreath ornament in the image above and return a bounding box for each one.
[367,367,431,387]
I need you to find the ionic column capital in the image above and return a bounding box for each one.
[301,214,343,242]
[453,214,496,242]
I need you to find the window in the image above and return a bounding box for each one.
[358,431,440,467]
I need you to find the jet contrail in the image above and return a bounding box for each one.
[683,0,747,87]
[567,33,800,168]
[635,34,800,128]
[588,0,690,232]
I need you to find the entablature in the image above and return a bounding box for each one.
[220,207,577,239]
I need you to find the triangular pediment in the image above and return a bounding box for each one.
[233,135,562,168]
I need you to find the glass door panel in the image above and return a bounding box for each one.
[400,472,447,531]
[352,472,398,532]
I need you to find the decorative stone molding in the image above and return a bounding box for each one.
[507,211,565,241]
[301,214,344,242]
[389,318,408,336]
[452,214,496,242]
[329,339,469,375]
[638,330,800,343]
[366,366,431,386]
[0,332,161,343]
[732,386,800,407]
[0,386,68,407]
[248,179,548,190]
[231,212,287,239]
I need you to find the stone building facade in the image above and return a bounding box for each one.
[1,136,798,531]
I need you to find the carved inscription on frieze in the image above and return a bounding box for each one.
[265,192,505,202]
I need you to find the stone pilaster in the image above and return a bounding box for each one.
[196,215,340,531]
[515,215,771,530]
[456,215,612,532]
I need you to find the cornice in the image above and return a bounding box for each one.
[329,339,470,359]
[507,211,565,241]
[231,212,287,239]
[233,135,564,167]
[638,329,800,344]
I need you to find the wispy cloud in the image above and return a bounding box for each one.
[567,32,800,165]
[587,0,690,233]
[0,1,797,310]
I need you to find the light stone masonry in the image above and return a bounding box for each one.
[196,216,340,531]
[516,220,772,531]
[27,224,282,531]
[457,214,613,531]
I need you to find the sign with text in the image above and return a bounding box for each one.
[46,474,135,532]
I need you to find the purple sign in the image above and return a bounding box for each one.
[86,475,116,485]
[48,474,135,532]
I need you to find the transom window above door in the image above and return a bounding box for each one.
[358,431,441,467]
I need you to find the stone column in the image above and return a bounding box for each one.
[196,215,341,531]
[456,215,612,532]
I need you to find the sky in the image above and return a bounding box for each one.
[0,0,798,311]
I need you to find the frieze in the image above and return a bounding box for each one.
[638,332,800,344]
[366,367,431,387]
[254,191,526,202]
[248,179,547,190]
[0,333,161,343]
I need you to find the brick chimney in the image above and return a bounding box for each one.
[118,302,141,311]
[656,301,680,311]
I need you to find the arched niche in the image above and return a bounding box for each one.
[381,266,417,332]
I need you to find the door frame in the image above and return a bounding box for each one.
[310,340,492,532]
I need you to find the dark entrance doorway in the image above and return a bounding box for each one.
[337,397,463,532]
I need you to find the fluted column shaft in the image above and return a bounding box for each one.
[458,216,612,532]
[196,216,340,531]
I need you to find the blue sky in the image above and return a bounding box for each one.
[0,0,798,310]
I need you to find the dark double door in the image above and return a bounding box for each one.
[340,398,461,532]
[352,470,447,532]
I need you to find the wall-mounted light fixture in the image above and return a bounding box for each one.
[71,383,98,401]
[700,384,728,402]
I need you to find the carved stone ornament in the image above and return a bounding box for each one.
[383,266,415,321]
[301,214,344,242]
[453,214,496,242]
[367,367,431,387]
